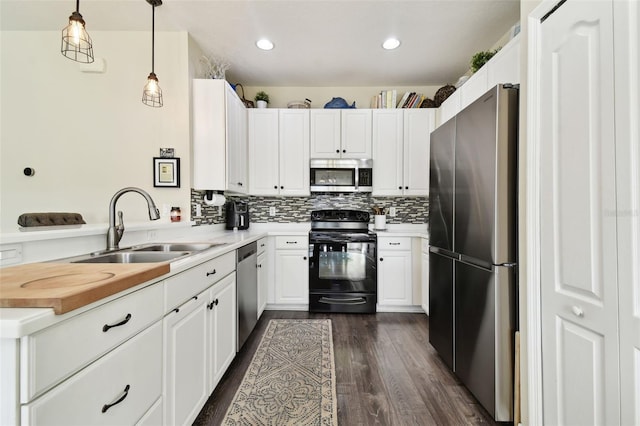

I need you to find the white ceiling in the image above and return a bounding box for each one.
[0,0,520,87]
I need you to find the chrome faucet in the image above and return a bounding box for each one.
[107,187,161,250]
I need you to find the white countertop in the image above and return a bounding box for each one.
[0,222,428,338]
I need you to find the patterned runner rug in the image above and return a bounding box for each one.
[222,319,337,426]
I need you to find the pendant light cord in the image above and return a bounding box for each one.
[151,3,155,74]
[75,0,80,13]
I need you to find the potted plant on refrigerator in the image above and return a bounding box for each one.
[255,91,270,108]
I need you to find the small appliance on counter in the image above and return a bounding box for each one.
[225,201,250,230]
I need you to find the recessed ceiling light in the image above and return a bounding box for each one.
[382,38,401,50]
[256,39,274,50]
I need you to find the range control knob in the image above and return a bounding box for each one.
[311,211,324,220]
[355,211,369,221]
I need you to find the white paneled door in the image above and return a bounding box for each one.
[539,1,620,425]
[613,0,640,423]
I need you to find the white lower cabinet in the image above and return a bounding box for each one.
[163,294,209,426]
[274,235,309,306]
[421,238,429,314]
[136,398,163,426]
[377,237,412,307]
[257,250,268,317]
[164,272,236,426]
[22,321,162,426]
[207,273,236,391]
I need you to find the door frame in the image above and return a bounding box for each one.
[525,0,564,424]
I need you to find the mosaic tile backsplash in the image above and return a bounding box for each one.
[191,189,428,226]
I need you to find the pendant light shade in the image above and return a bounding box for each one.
[142,0,163,108]
[61,0,94,63]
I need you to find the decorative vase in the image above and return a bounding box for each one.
[257,100,267,108]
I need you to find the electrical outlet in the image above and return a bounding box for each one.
[269,207,276,217]
[195,204,202,217]
[389,207,397,217]
[147,230,157,241]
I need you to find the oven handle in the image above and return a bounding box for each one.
[318,297,367,305]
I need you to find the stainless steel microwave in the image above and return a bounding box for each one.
[310,159,373,192]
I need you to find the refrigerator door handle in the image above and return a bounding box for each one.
[497,262,517,268]
[459,254,493,271]
[429,246,460,260]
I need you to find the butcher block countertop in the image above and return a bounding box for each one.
[0,262,170,314]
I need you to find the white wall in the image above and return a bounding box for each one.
[0,31,192,233]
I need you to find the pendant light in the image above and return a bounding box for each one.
[142,0,163,108]
[61,0,94,63]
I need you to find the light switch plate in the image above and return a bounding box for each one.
[389,207,397,217]
[269,207,276,216]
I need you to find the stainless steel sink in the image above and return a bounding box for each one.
[131,242,225,252]
[72,251,191,264]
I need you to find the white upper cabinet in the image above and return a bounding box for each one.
[487,36,521,88]
[373,109,434,196]
[438,90,460,126]
[460,66,489,111]
[310,110,341,157]
[192,79,247,193]
[226,87,248,193]
[279,109,310,196]
[248,109,310,196]
[436,34,520,128]
[248,109,279,195]
[341,109,372,158]
[310,109,372,158]
[372,110,404,195]
[403,109,435,196]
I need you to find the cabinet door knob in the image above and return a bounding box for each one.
[206,269,216,276]
[335,149,340,153]
[398,186,403,190]
[342,149,346,153]
[207,302,214,310]
[102,313,132,333]
[238,182,243,186]
[380,258,384,261]
[405,186,409,190]
[215,299,219,305]
[281,186,284,189]
[274,185,278,189]
[303,256,307,260]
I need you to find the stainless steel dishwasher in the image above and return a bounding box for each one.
[236,242,257,351]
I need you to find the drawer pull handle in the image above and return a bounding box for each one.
[102,313,132,332]
[286,241,297,244]
[102,384,130,413]
[206,269,217,277]
[389,242,401,245]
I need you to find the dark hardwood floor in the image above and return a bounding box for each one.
[194,311,499,425]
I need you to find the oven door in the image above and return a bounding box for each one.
[309,240,377,294]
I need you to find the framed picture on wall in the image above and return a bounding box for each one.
[153,157,180,187]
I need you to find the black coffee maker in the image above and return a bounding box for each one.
[225,201,250,230]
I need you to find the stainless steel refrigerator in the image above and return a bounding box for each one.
[428,84,518,422]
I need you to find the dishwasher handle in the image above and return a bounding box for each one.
[237,242,257,262]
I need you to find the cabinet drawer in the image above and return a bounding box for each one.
[378,237,411,251]
[275,235,308,249]
[21,321,162,426]
[257,237,267,254]
[21,283,163,402]
[164,251,235,312]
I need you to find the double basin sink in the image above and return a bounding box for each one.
[65,242,226,264]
